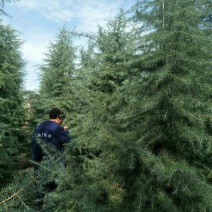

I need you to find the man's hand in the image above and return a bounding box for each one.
[64,125,68,130]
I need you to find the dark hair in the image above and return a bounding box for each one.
[49,107,66,119]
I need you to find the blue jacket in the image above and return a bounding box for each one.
[32,121,71,165]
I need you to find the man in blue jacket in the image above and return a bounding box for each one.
[32,107,71,210]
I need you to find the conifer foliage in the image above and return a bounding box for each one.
[51,9,139,211]
[116,0,212,211]
[0,0,212,211]
[39,26,76,114]
[0,21,26,184]
[57,1,212,211]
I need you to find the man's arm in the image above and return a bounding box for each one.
[57,125,71,144]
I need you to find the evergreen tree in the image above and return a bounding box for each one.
[28,26,78,210]
[0,21,26,186]
[108,0,212,211]
[52,10,139,211]
[39,25,76,115]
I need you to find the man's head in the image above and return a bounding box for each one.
[49,107,66,124]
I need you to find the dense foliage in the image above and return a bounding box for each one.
[26,26,77,132]
[0,0,211,211]
[0,20,26,186]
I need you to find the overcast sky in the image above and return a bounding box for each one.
[1,0,137,91]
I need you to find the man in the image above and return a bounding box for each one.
[32,107,71,210]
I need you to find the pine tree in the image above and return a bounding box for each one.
[52,9,139,211]
[0,21,26,186]
[108,0,212,211]
[39,25,76,115]
[27,26,78,210]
